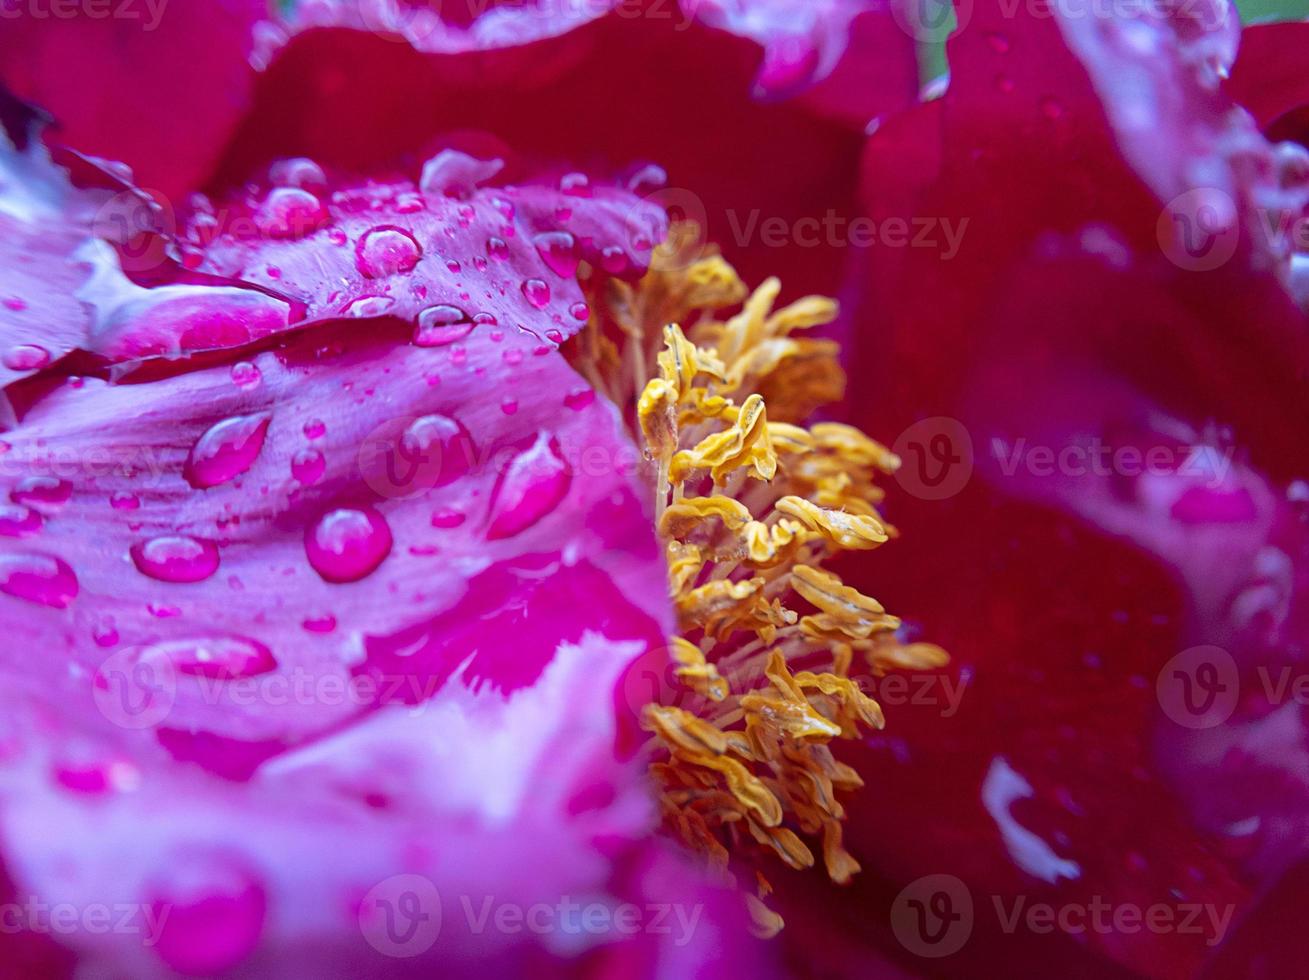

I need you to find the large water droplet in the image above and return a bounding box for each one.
[291,449,325,485]
[486,434,572,539]
[268,157,326,191]
[148,855,266,976]
[0,504,42,537]
[413,304,472,347]
[11,477,72,513]
[144,636,277,680]
[132,536,220,583]
[2,344,51,371]
[0,552,78,607]
[521,278,551,310]
[305,507,393,583]
[356,227,422,279]
[533,231,579,278]
[185,413,272,489]
[255,187,329,239]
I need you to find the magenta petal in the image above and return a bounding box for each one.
[0,0,266,198]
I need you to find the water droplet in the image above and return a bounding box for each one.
[12,477,72,513]
[600,245,629,275]
[431,508,466,528]
[91,617,119,647]
[185,413,272,489]
[486,434,572,539]
[268,157,326,191]
[2,344,50,371]
[0,552,78,608]
[131,536,220,583]
[568,302,590,321]
[559,172,591,197]
[0,504,42,537]
[522,278,551,309]
[413,304,472,347]
[302,613,337,633]
[291,449,325,485]
[303,419,326,440]
[500,397,518,415]
[342,295,396,318]
[255,187,329,239]
[487,236,510,262]
[356,227,422,279]
[147,855,266,976]
[110,492,140,511]
[230,362,262,390]
[563,387,595,411]
[544,328,563,344]
[533,231,579,278]
[145,636,276,680]
[305,507,393,583]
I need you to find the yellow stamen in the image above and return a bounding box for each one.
[570,224,947,932]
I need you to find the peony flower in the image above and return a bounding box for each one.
[0,1,932,976]
[3,0,1307,977]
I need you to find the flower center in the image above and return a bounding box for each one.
[573,224,947,936]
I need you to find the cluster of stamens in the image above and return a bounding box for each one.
[573,225,946,936]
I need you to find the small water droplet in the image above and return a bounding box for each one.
[185,413,272,489]
[0,552,78,608]
[131,536,220,583]
[291,449,325,485]
[256,187,329,239]
[305,507,393,583]
[559,172,591,197]
[522,279,551,309]
[12,477,72,513]
[145,636,277,680]
[342,295,396,318]
[487,236,510,262]
[431,508,466,529]
[230,362,262,390]
[303,419,326,440]
[110,491,140,511]
[563,387,595,411]
[268,157,326,191]
[500,397,518,415]
[302,613,337,633]
[533,231,579,278]
[356,227,422,279]
[486,434,572,539]
[413,304,472,347]
[2,344,51,371]
[0,504,42,537]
